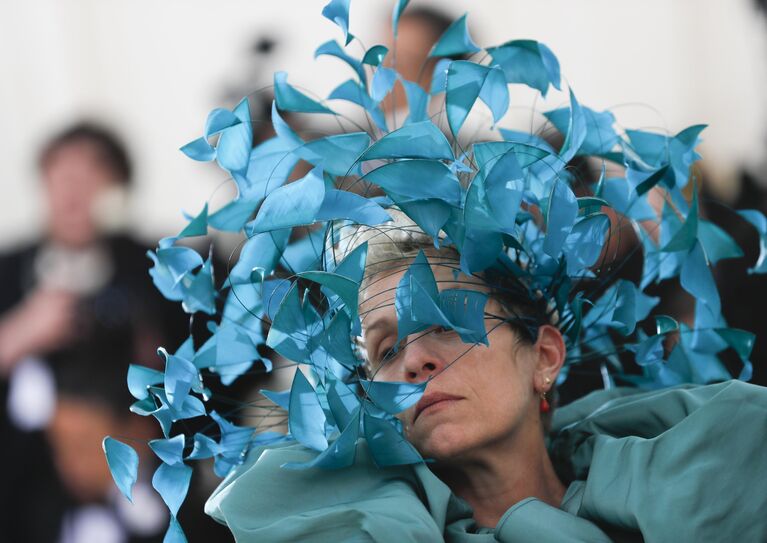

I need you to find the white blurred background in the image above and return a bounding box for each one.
[1,0,765,249]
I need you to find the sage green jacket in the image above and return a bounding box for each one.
[206,380,767,542]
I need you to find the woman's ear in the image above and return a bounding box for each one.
[533,325,566,391]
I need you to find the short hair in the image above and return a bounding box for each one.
[400,6,455,42]
[38,122,132,186]
[51,333,136,419]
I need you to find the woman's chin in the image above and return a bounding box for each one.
[410,423,472,461]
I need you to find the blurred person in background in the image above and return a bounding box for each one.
[0,123,184,383]
[47,337,166,543]
[0,123,193,542]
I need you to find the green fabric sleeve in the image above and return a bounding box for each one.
[205,441,446,542]
[552,381,767,542]
[494,497,613,542]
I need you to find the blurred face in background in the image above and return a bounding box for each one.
[47,397,119,503]
[41,141,118,247]
[382,13,444,115]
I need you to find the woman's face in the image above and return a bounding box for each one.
[359,261,545,463]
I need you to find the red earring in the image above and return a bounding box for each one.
[540,376,552,413]
[540,391,550,413]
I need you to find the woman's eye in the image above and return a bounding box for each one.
[433,325,451,335]
[379,344,397,362]
[376,339,405,365]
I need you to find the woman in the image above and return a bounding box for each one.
[104,1,767,541]
[204,219,767,542]
[357,232,568,528]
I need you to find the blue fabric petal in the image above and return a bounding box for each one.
[438,288,490,344]
[177,204,208,239]
[207,198,259,232]
[391,0,410,37]
[318,189,391,225]
[161,347,201,409]
[600,177,656,221]
[248,166,325,233]
[281,229,325,274]
[147,246,203,302]
[152,462,193,517]
[477,66,509,127]
[364,159,462,205]
[204,107,240,138]
[209,411,255,476]
[398,199,452,240]
[430,58,451,94]
[698,220,743,265]
[288,369,329,451]
[483,150,525,231]
[266,283,314,362]
[459,229,503,275]
[237,136,300,201]
[360,121,453,161]
[395,251,437,342]
[180,256,216,315]
[363,413,422,467]
[680,241,721,315]
[562,213,610,275]
[318,312,360,372]
[487,39,561,96]
[149,435,186,466]
[401,79,429,124]
[229,229,290,285]
[359,380,426,414]
[558,90,587,163]
[362,45,389,67]
[261,388,291,410]
[283,411,360,470]
[321,0,353,45]
[315,40,366,84]
[661,187,699,254]
[334,240,368,284]
[216,98,252,175]
[543,180,578,257]
[180,137,215,162]
[445,61,509,134]
[738,209,767,273]
[299,271,359,321]
[274,71,334,114]
[545,106,618,156]
[371,66,398,103]
[429,13,480,57]
[127,364,164,401]
[163,517,187,543]
[103,437,139,502]
[298,132,370,175]
[325,377,360,430]
[328,79,387,132]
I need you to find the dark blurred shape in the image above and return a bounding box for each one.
[0,121,190,542]
[220,32,278,108]
[47,338,165,543]
[253,36,275,55]
[704,171,767,386]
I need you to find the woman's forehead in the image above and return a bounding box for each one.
[359,260,488,330]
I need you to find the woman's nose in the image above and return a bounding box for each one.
[401,333,444,382]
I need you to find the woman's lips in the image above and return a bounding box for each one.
[414,392,463,421]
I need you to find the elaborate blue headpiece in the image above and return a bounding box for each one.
[103,1,766,540]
